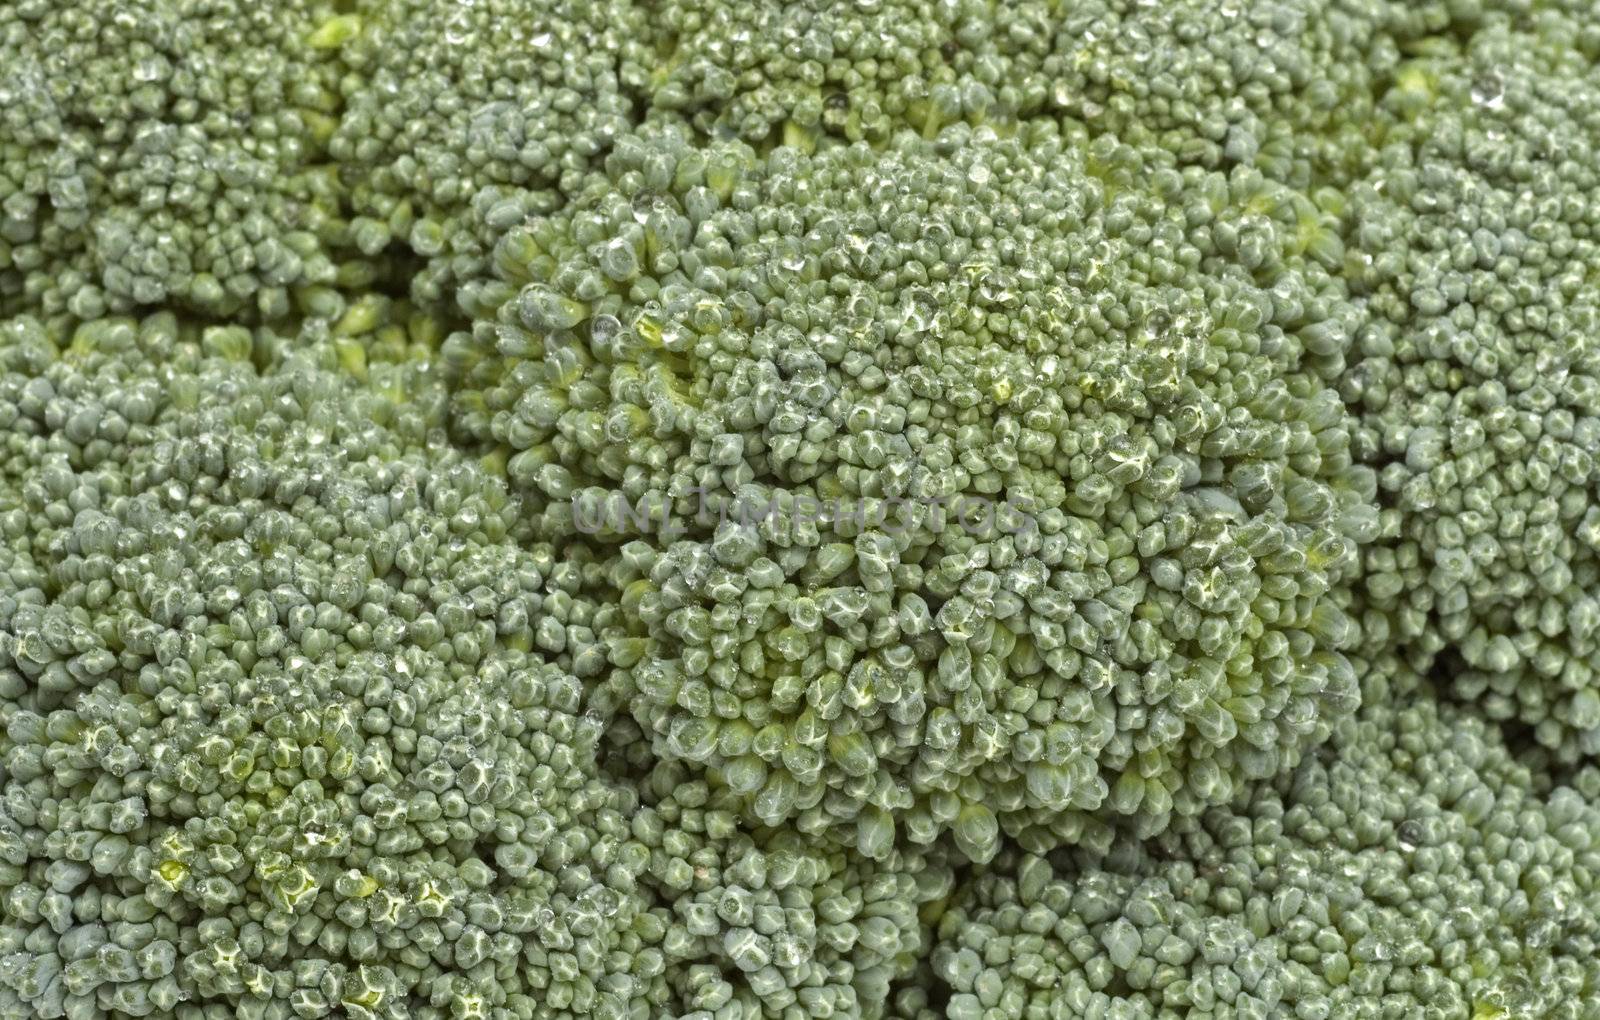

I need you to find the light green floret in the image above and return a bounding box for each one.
[444,121,1374,862]
[0,313,665,1020]
[930,658,1600,1020]
[0,0,353,320]
[1339,7,1600,759]
[328,0,653,309]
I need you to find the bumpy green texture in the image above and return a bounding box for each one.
[5,1,1600,1019]
[636,0,1404,187]
[1031,0,1401,187]
[444,121,1374,862]
[0,311,957,1020]
[328,0,652,307]
[1341,7,1600,759]
[931,660,1600,1020]
[604,735,954,1020]
[0,0,349,320]
[637,0,1060,144]
[0,315,655,1019]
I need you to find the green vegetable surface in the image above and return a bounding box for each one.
[1,1,1599,1018]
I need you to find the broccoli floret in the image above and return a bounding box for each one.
[0,313,661,1019]
[635,0,1404,189]
[1341,7,1600,759]
[0,0,350,320]
[442,120,1374,862]
[1032,0,1406,187]
[601,741,955,1020]
[638,0,1060,145]
[329,0,652,308]
[930,657,1600,1019]
[3,2,1600,1018]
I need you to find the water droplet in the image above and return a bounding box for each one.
[590,314,621,347]
[978,274,1014,305]
[901,289,938,333]
[1472,71,1505,111]
[1396,819,1420,851]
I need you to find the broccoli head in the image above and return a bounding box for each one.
[0,0,351,320]
[0,313,656,1019]
[1341,6,1600,760]
[443,120,1374,862]
[931,658,1600,1019]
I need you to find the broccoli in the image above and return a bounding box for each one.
[603,745,955,1019]
[443,118,1374,863]
[1,1,1600,1019]
[0,315,653,1019]
[1340,5,1600,760]
[0,311,952,1019]
[636,0,1400,187]
[930,658,1600,1020]
[1028,0,1404,188]
[0,0,350,320]
[327,0,652,309]
[637,0,1061,145]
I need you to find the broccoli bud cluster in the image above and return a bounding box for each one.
[1,0,1600,1017]
[1341,8,1600,759]
[446,119,1374,861]
[328,0,653,309]
[932,660,1600,1020]
[0,0,349,320]
[0,317,654,1018]
[0,312,966,1018]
